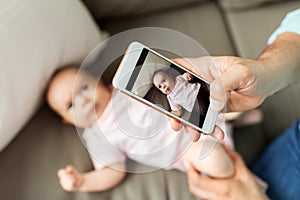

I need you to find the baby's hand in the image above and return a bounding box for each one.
[171,109,182,117]
[183,72,193,81]
[57,165,84,192]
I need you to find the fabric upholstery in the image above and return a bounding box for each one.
[0,105,195,200]
[224,1,300,59]
[219,0,287,11]
[1,0,300,199]
[83,0,208,19]
[102,2,235,56]
[0,0,107,152]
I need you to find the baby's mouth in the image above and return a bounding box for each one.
[166,87,170,93]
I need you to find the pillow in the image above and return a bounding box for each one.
[220,0,286,11]
[0,0,108,152]
[132,52,170,97]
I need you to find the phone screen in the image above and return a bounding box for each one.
[125,48,210,129]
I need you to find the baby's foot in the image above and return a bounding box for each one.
[233,109,264,127]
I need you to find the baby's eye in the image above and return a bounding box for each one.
[82,84,88,91]
[67,103,73,110]
[162,79,166,83]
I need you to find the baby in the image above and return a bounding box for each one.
[152,70,203,118]
[46,66,236,192]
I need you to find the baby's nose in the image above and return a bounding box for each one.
[75,95,90,107]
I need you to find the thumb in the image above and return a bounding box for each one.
[65,165,80,177]
[209,78,229,112]
[168,117,183,131]
[173,57,229,112]
[172,57,215,82]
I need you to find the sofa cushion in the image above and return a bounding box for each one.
[224,1,300,59]
[102,2,235,56]
[0,0,107,152]
[0,105,94,199]
[219,0,287,11]
[83,0,208,19]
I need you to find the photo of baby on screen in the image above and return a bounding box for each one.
[152,69,198,116]
[129,50,210,128]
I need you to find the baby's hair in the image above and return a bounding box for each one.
[152,68,180,82]
[44,65,79,102]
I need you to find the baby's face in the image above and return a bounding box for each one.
[47,68,111,128]
[153,71,175,95]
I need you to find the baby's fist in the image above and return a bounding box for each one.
[183,72,193,81]
[57,165,83,192]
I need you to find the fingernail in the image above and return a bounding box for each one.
[216,129,223,140]
[210,98,222,111]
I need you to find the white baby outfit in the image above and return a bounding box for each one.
[82,90,232,171]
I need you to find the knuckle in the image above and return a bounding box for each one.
[210,80,225,95]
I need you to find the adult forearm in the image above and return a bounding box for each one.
[258,32,300,96]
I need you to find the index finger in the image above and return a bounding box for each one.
[187,162,225,198]
[168,117,183,131]
[168,117,201,141]
[168,115,224,141]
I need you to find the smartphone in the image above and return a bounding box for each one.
[112,42,217,134]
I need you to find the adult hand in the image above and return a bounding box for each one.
[57,165,84,192]
[186,147,269,200]
[173,56,268,112]
[169,56,269,140]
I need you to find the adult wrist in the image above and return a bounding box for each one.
[258,32,300,95]
[255,59,282,97]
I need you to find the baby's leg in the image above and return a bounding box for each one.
[183,138,234,178]
[225,109,263,127]
[224,112,243,121]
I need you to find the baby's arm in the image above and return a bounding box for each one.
[57,162,126,192]
[185,140,234,178]
[168,97,182,117]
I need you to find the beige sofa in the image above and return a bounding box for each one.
[1,0,299,199]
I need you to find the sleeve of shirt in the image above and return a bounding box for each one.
[167,95,181,111]
[82,127,126,170]
[268,8,300,45]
